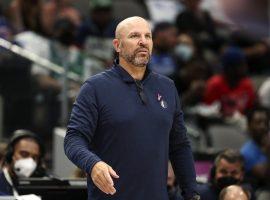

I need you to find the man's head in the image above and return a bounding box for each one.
[3,130,45,178]
[53,17,76,46]
[246,106,270,146]
[182,0,201,11]
[90,0,113,29]
[219,185,250,200]
[221,46,247,84]
[152,22,177,53]
[113,16,153,68]
[211,149,245,190]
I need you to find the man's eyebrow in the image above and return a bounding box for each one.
[128,32,152,36]
[128,31,140,35]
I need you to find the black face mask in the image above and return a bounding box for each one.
[215,176,239,190]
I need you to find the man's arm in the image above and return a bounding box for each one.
[169,86,199,200]
[64,81,119,195]
[64,81,101,173]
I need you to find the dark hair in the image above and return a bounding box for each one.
[221,46,246,71]
[210,149,244,182]
[152,22,175,39]
[3,129,45,165]
[245,106,270,124]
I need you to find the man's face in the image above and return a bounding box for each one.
[249,111,269,145]
[215,158,243,182]
[12,138,40,165]
[116,20,153,67]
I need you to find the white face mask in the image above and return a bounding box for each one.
[14,158,37,178]
[175,44,194,61]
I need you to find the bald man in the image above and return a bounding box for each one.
[219,185,250,200]
[64,16,199,200]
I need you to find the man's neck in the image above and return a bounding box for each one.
[119,58,146,80]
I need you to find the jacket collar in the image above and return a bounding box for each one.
[112,58,152,84]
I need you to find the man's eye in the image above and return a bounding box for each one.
[130,34,139,38]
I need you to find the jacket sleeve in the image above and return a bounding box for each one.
[64,81,101,174]
[169,86,198,200]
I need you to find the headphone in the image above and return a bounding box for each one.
[4,129,45,166]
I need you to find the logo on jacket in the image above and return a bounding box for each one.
[157,93,168,109]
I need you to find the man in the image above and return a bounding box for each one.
[219,185,250,200]
[0,130,46,196]
[148,22,179,80]
[203,46,255,117]
[197,149,251,200]
[64,16,199,200]
[241,106,270,200]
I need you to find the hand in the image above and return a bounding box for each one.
[90,161,119,195]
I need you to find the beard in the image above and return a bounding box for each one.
[120,48,151,67]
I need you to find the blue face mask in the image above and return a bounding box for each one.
[175,44,194,61]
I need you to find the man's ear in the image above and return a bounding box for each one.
[113,39,121,53]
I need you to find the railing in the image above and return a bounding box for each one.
[0,37,83,126]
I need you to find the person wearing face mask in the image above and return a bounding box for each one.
[174,34,196,64]
[0,129,46,196]
[197,149,254,200]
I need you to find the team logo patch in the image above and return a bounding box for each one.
[157,93,168,109]
[160,100,168,109]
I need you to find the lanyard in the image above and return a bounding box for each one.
[3,167,19,197]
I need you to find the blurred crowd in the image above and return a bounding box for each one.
[0,0,269,199]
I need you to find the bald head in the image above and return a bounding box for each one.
[112,16,153,69]
[219,185,250,200]
[115,16,151,39]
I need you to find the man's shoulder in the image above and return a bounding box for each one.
[241,140,258,153]
[151,71,175,86]
[84,68,115,85]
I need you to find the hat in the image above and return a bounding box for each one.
[89,0,112,9]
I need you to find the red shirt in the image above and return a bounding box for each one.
[203,75,256,115]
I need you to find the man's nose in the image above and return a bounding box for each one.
[138,36,147,46]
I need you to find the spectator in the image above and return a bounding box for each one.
[175,33,212,106]
[241,106,270,200]
[0,130,47,196]
[203,46,256,117]
[42,0,81,37]
[8,0,45,35]
[77,0,118,71]
[148,22,179,82]
[219,185,250,200]
[175,0,221,52]
[77,0,117,43]
[231,32,270,75]
[197,149,252,200]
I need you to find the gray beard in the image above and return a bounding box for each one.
[120,51,150,67]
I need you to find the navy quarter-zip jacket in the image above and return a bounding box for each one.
[64,63,197,200]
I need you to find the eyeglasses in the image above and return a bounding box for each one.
[135,81,147,105]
